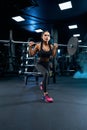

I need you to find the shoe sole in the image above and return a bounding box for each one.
[41,97,53,103]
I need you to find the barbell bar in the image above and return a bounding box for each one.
[0,40,9,43]
[0,30,87,56]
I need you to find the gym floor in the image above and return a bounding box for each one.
[0,75,87,130]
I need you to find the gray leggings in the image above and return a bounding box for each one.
[36,64,49,92]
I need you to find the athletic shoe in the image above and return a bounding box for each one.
[42,94,53,103]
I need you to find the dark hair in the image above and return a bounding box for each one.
[41,30,50,37]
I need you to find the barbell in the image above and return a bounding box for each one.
[0,30,87,56]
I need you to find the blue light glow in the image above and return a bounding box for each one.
[73,71,87,78]
[73,52,87,79]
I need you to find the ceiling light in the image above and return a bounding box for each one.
[73,34,80,37]
[12,16,25,22]
[35,29,43,33]
[78,40,82,43]
[58,1,72,10]
[68,24,78,29]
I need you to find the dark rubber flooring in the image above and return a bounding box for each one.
[0,75,87,130]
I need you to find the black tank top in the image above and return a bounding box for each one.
[38,42,52,58]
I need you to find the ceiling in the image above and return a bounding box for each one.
[0,0,87,45]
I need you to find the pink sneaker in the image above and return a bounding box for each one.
[42,94,53,103]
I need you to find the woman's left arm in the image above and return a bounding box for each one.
[51,43,58,57]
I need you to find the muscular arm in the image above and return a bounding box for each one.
[51,43,58,57]
[28,42,39,56]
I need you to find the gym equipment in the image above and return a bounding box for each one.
[0,30,87,84]
[0,30,81,56]
[67,36,78,56]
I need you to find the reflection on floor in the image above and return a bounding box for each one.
[0,75,87,130]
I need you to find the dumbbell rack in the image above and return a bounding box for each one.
[24,56,42,85]
[18,44,42,86]
[19,56,42,86]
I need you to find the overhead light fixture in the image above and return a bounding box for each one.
[78,40,82,43]
[12,16,25,22]
[73,34,80,37]
[35,29,43,33]
[68,24,78,29]
[58,1,72,10]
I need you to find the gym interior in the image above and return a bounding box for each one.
[0,0,87,130]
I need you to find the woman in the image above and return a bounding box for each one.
[28,31,58,103]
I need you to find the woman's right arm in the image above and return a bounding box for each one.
[28,41,39,56]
